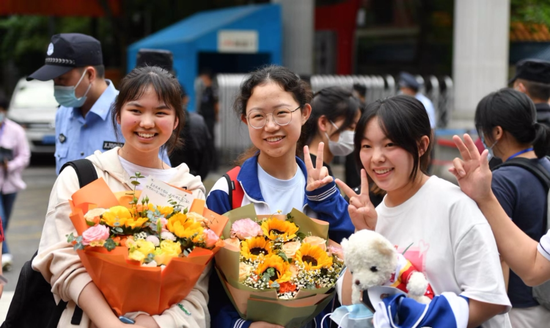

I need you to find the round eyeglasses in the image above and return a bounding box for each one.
[247,106,301,129]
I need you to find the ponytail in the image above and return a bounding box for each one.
[532,122,550,158]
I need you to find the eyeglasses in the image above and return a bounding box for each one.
[247,106,301,129]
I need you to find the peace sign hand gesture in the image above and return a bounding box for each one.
[303,142,334,192]
[449,134,493,203]
[335,169,378,231]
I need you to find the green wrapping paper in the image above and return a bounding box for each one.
[214,204,341,327]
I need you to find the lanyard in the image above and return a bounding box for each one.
[508,147,534,160]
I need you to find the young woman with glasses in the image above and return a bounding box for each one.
[206,65,354,328]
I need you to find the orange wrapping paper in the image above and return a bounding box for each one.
[69,178,228,315]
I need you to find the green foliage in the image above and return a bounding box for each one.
[512,0,550,26]
[104,238,117,251]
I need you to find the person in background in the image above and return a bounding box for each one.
[510,59,550,130]
[135,49,212,179]
[345,83,367,186]
[27,33,169,174]
[470,88,550,327]
[197,68,219,171]
[398,71,437,129]
[0,96,30,271]
[304,86,361,177]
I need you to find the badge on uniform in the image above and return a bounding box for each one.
[103,141,124,150]
[59,133,66,143]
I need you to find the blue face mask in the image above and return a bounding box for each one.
[54,70,92,108]
[0,113,5,124]
[480,131,498,160]
[322,303,374,328]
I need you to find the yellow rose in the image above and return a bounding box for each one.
[239,262,253,282]
[154,249,170,266]
[101,206,132,227]
[160,240,182,257]
[282,241,301,259]
[135,239,156,257]
[129,249,146,263]
[303,236,327,251]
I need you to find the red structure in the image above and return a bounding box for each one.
[0,0,120,17]
[315,0,360,75]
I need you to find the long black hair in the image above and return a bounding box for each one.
[475,88,550,158]
[354,95,432,181]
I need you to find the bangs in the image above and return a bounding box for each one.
[121,72,180,110]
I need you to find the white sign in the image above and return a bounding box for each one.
[138,176,194,211]
[218,30,258,53]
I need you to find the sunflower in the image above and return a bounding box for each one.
[255,254,292,284]
[101,206,149,230]
[295,243,333,271]
[241,237,273,260]
[167,213,204,241]
[261,218,299,242]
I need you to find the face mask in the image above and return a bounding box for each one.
[480,131,498,160]
[54,69,92,108]
[326,121,355,156]
[322,303,374,328]
[0,113,6,124]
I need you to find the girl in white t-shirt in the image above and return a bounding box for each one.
[451,134,550,291]
[336,95,511,328]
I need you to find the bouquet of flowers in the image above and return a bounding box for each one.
[215,205,345,328]
[67,176,228,316]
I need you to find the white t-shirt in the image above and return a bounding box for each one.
[119,155,177,190]
[376,176,511,328]
[539,231,550,261]
[257,163,305,214]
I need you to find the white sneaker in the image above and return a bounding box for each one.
[2,253,13,272]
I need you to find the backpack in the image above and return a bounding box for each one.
[223,166,244,210]
[496,157,550,309]
[2,159,98,328]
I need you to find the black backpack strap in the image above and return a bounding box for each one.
[57,159,97,325]
[496,157,550,232]
[60,159,99,188]
[496,157,550,190]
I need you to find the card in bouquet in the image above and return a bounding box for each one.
[138,176,194,209]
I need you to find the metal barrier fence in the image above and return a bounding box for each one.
[213,74,454,164]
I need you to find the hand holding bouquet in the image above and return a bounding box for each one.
[67,175,228,315]
[216,205,345,327]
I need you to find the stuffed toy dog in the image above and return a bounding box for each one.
[341,230,434,304]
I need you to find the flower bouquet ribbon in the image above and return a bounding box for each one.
[68,177,228,316]
[215,204,345,328]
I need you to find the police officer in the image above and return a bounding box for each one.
[510,59,550,129]
[28,33,169,174]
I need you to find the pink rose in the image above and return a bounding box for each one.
[82,224,110,246]
[230,218,263,240]
[303,236,327,251]
[204,229,219,248]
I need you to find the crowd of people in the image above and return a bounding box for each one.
[1,31,550,328]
